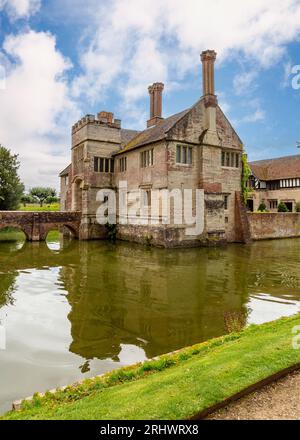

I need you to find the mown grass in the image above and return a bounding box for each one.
[0,227,25,242]
[0,228,60,243]
[2,314,300,420]
[18,203,60,212]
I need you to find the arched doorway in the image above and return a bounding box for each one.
[72,178,83,212]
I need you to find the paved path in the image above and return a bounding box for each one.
[207,370,300,420]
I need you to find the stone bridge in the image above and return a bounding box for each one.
[0,211,82,241]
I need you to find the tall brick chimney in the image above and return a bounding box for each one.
[200,50,219,146]
[147,82,164,128]
[201,50,217,106]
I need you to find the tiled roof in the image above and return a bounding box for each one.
[250,154,300,181]
[120,129,141,147]
[115,108,191,155]
[59,163,72,177]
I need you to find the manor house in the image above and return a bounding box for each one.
[248,155,300,212]
[60,50,247,247]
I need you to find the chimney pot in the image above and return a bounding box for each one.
[147,82,164,128]
[201,50,217,106]
[98,111,114,124]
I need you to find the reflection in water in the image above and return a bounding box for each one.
[1,237,300,413]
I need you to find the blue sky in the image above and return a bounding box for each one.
[0,0,300,189]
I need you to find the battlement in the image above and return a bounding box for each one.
[72,112,121,134]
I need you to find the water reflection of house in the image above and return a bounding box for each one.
[248,155,300,212]
[60,243,249,361]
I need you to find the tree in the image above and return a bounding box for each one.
[45,195,59,204]
[20,194,35,207]
[29,187,57,207]
[0,145,24,210]
[278,202,289,212]
[257,201,267,212]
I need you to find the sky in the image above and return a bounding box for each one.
[0,0,300,190]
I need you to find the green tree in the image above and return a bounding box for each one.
[30,187,57,207]
[0,145,24,210]
[20,194,35,207]
[257,201,267,212]
[278,202,289,212]
[45,195,59,204]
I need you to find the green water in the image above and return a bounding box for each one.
[1,234,300,414]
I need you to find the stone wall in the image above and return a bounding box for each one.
[248,212,300,240]
[0,211,81,241]
[250,188,300,212]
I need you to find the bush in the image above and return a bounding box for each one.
[278,202,289,212]
[257,201,267,212]
[296,202,300,213]
[105,223,117,242]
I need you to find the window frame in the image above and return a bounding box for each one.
[94,156,114,173]
[140,148,154,168]
[176,145,193,165]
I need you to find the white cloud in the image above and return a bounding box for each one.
[2,0,300,188]
[233,71,258,95]
[0,30,79,189]
[0,0,41,19]
[240,108,266,123]
[69,0,300,129]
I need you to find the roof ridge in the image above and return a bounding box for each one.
[250,153,300,164]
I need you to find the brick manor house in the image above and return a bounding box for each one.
[60,50,247,247]
[247,155,300,213]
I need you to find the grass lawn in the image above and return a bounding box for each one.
[2,314,300,420]
[0,227,25,242]
[0,228,60,242]
[18,203,60,212]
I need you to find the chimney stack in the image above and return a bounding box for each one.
[200,50,219,146]
[147,82,164,128]
[201,50,217,107]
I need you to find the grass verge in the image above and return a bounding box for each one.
[18,203,60,212]
[2,314,300,420]
[0,227,25,242]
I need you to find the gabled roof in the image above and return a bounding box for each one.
[115,108,191,155]
[120,129,141,147]
[250,154,300,181]
[59,163,71,177]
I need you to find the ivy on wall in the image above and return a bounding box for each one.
[241,152,252,204]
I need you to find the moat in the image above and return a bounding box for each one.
[1,235,300,413]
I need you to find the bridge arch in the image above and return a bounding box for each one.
[40,223,79,241]
[0,212,81,242]
[0,223,31,241]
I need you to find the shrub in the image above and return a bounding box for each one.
[277,202,289,212]
[296,202,300,213]
[105,222,117,242]
[257,201,267,212]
